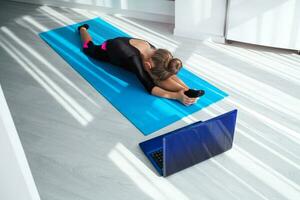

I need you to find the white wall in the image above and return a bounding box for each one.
[226,0,300,50]
[10,0,175,23]
[0,85,40,200]
[174,0,227,41]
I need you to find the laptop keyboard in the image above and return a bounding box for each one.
[150,149,163,169]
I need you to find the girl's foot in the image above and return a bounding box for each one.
[184,89,205,98]
[77,24,89,32]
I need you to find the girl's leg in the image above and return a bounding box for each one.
[157,76,188,92]
[169,75,189,90]
[79,26,110,62]
[79,27,92,45]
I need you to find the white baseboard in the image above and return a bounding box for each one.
[173,28,225,43]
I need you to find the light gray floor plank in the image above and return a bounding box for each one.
[1,1,300,200]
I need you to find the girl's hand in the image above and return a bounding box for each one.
[176,90,199,106]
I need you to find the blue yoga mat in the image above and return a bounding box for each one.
[39,18,228,135]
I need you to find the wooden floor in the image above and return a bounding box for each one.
[1,1,300,200]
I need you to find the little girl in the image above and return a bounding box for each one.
[78,24,204,106]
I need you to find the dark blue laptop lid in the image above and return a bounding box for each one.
[163,109,237,176]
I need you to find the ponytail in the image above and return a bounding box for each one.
[166,58,182,74]
[149,49,183,83]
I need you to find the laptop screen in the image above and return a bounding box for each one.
[163,110,237,176]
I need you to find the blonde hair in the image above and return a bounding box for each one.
[149,49,182,83]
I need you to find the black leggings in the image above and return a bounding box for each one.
[82,37,156,93]
[82,40,110,62]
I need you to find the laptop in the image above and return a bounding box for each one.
[139,109,237,177]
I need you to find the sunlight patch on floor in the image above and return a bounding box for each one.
[186,53,300,121]
[203,41,300,86]
[0,27,93,126]
[108,143,189,200]
[230,146,300,200]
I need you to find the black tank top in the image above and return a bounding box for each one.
[105,37,156,94]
